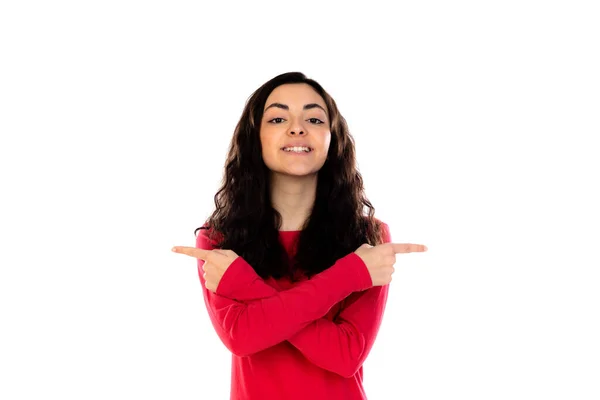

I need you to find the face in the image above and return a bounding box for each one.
[259,83,331,178]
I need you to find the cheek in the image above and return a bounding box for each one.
[259,133,276,164]
[259,131,269,151]
[321,133,332,150]
[261,136,273,151]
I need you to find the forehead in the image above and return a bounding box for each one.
[265,83,326,107]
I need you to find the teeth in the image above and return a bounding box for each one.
[283,146,311,153]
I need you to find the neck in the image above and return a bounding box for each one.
[269,172,317,231]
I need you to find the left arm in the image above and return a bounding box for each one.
[218,264,389,379]
[215,223,393,377]
[286,283,388,378]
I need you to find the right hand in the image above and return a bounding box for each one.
[354,242,428,286]
[171,246,240,293]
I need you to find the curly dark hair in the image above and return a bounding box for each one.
[194,72,384,281]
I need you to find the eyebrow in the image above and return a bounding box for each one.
[264,102,328,116]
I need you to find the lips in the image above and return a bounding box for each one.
[281,143,313,150]
[282,147,312,153]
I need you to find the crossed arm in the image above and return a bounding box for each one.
[196,223,391,378]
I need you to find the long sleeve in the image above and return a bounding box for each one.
[195,229,373,358]
[221,271,390,378]
[286,222,392,377]
[286,285,389,378]
[214,222,393,377]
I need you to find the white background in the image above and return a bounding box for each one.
[1,1,599,399]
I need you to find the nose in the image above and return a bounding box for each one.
[288,117,305,136]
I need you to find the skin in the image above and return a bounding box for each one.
[259,83,331,231]
[172,243,428,292]
[172,82,428,291]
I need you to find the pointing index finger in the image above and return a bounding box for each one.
[172,246,210,260]
[392,243,428,253]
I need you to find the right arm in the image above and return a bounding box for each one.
[212,223,394,377]
[195,230,373,357]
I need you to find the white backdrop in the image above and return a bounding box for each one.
[1,1,599,399]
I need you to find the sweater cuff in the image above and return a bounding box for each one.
[215,256,253,298]
[336,252,373,292]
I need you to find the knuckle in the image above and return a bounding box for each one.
[384,244,394,255]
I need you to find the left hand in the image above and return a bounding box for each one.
[172,246,239,292]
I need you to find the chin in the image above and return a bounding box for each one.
[276,170,319,178]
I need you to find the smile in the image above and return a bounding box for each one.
[282,146,312,153]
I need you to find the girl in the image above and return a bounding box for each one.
[172,72,427,399]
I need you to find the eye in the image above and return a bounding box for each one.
[308,118,324,124]
[268,117,285,124]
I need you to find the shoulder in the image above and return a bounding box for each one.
[379,222,392,244]
[370,217,391,244]
[359,215,392,244]
[195,223,224,250]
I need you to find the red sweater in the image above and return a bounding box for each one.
[195,222,392,399]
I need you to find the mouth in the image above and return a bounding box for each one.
[281,147,313,154]
[281,146,313,153]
